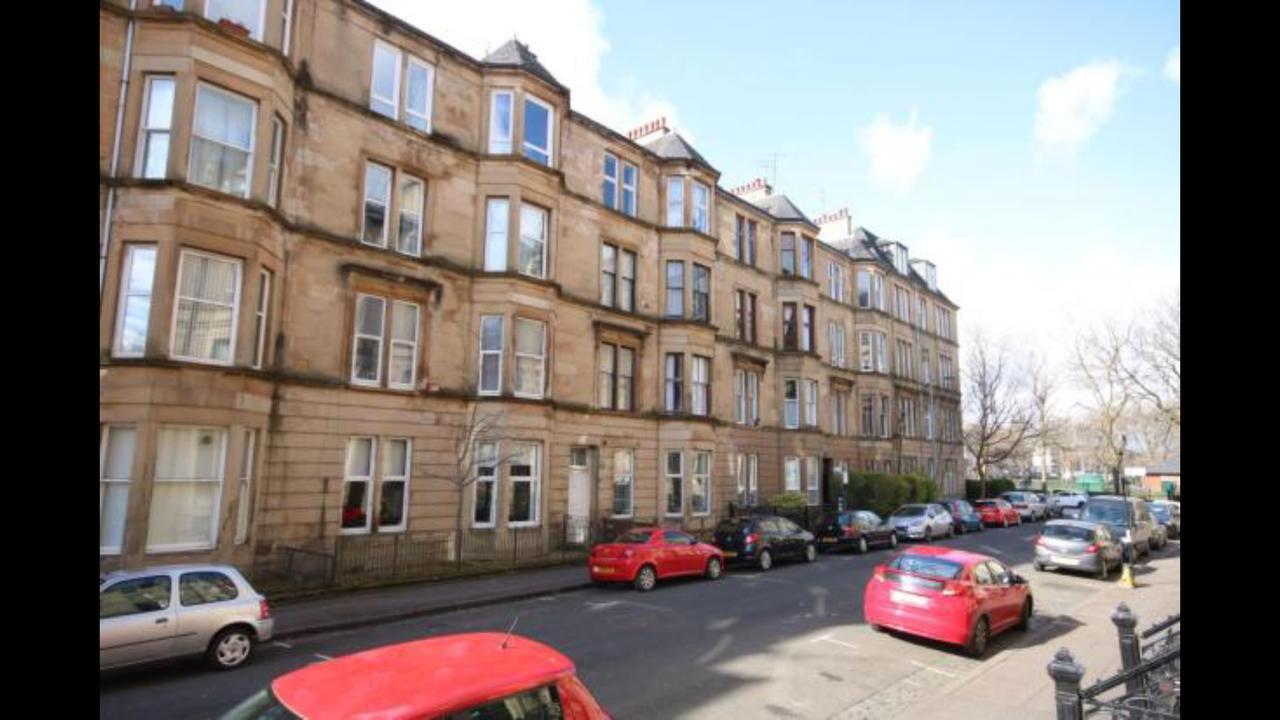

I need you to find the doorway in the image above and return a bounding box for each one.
[567,447,593,545]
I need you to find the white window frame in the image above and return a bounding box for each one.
[252,268,271,369]
[748,370,760,424]
[612,448,634,518]
[522,94,555,167]
[518,203,548,280]
[667,176,685,227]
[621,162,637,216]
[361,161,392,248]
[341,436,375,535]
[484,198,510,271]
[379,438,411,533]
[665,451,684,518]
[266,115,284,208]
[404,55,435,133]
[370,41,402,120]
[473,441,498,528]
[146,426,228,552]
[784,378,800,429]
[737,453,759,506]
[478,314,504,396]
[113,244,157,358]
[350,294,386,386]
[807,457,821,506]
[100,426,135,555]
[691,356,710,416]
[602,152,619,209]
[805,379,819,427]
[692,181,710,233]
[235,428,256,544]
[507,442,541,527]
[513,318,546,399]
[136,75,175,179]
[188,83,257,199]
[281,0,294,56]
[489,90,514,154]
[691,451,712,516]
[386,300,420,390]
[169,249,243,366]
[784,457,801,493]
[205,0,267,41]
[396,174,425,256]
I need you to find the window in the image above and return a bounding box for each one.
[518,203,548,279]
[692,264,711,322]
[251,269,271,369]
[522,95,554,166]
[925,401,935,440]
[735,290,757,343]
[799,237,814,278]
[155,0,184,9]
[138,76,174,178]
[189,84,256,198]
[802,305,815,352]
[861,395,875,436]
[896,287,911,322]
[736,454,758,506]
[205,0,265,41]
[667,177,685,226]
[621,162,637,216]
[829,262,845,301]
[735,369,759,424]
[857,270,872,308]
[387,302,420,389]
[266,115,284,207]
[665,452,683,516]
[784,457,801,492]
[473,441,497,527]
[828,322,846,367]
[148,426,227,551]
[602,152,619,209]
[918,297,928,331]
[941,354,954,389]
[735,216,758,266]
[280,0,294,55]
[806,457,821,506]
[805,379,819,427]
[784,378,800,428]
[598,343,634,411]
[100,426,135,554]
[665,261,684,317]
[508,443,541,525]
[665,353,683,412]
[489,91,514,153]
[370,42,401,119]
[405,57,434,132]
[781,233,796,275]
[378,438,410,531]
[921,349,931,385]
[171,250,241,365]
[879,395,890,437]
[691,451,711,515]
[691,356,710,416]
[896,339,913,379]
[478,315,503,395]
[860,331,887,372]
[179,571,239,606]
[612,449,633,517]
[938,308,953,340]
[832,389,849,435]
[235,429,256,544]
[352,294,383,385]
[397,175,425,256]
[484,198,510,271]
[514,318,546,398]
[342,437,374,533]
[617,248,636,311]
[782,302,798,349]
[113,245,156,357]
[100,576,172,619]
[361,161,392,247]
[692,182,710,232]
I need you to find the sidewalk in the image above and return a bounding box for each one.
[270,563,591,640]
[894,546,1181,720]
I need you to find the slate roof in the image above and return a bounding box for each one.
[753,194,814,226]
[823,226,956,306]
[642,132,716,171]
[482,40,564,91]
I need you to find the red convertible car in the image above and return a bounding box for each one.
[589,528,725,592]
[864,546,1033,657]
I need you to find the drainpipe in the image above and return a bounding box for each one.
[101,0,139,303]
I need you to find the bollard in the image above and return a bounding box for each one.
[1046,647,1086,720]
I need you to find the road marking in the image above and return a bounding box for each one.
[272,641,293,649]
[811,634,860,651]
[729,574,792,584]
[696,634,733,664]
[904,678,924,687]
[313,653,333,661]
[979,545,1005,555]
[586,601,622,612]
[910,660,957,678]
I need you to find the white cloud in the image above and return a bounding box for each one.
[858,109,933,194]
[1164,46,1180,85]
[367,0,687,138]
[1033,60,1129,155]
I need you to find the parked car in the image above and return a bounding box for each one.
[863,546,1033,658]
[219,633,612,720]
[1149,520,1168,551]
[589,528,725,592]
[887,503,954,542]
[713,515,818,570]
[1150,501,1180,539]
[1054,490,1089,519]
[1036,493,1064,518]
[100,564,274,672]
[1033,520,1124,579]
[815,510,900,553]
[973,498,1022,528]
[940,499,985,534]
[1080,496,1155,560]
[1000,491,1047,521]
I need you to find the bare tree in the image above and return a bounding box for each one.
[1027,354,1064,492]
[1121,289,1180,430]
[444,403,522,564]
[962,330,1037,498]
[1072,322,1135,494]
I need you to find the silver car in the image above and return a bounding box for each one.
[100,564,274,672]
[1034,520,1123,579]
[1000,491,1047,521]
[888,503,954,541]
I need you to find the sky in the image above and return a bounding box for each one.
[370,0,1180,416]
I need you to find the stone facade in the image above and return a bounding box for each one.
[99,0,963,574]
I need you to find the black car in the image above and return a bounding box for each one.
[713,515,818,570]
[814,510,899,554]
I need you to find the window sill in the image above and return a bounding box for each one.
[170,353,235,367]
[507,522,541,529]
[145,542,217,554]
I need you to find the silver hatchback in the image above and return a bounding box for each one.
[100,564,274,672]
[1033,520,1123,579]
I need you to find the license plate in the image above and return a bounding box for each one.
[593,566,614,574]
[890,589,928,607]
[722,551,737,558]
[1051,555,1078,566]
[822,538,839,543]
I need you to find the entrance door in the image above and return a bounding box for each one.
[567,447,592,545]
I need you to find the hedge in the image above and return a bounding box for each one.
[843,473,941,518]
[772,491,810,510]
[964,478,1017,501]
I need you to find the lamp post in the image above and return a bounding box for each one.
[1118,433,1136,588]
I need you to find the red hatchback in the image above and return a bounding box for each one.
[589,528,725,592]
[219,633,611,719]
[973,498,1022,528]
[863,546,1033,657]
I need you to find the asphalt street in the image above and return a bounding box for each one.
[100,521,1172,720]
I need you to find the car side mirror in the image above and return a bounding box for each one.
[1014,574,1028,585]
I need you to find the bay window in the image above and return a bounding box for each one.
[171,249,241,365]
[692,264,710,322]
[782,302,798,349]
[100,426,135,554]
[489,91,514,153]
[235,429,256,544]
[113,244,156,357]
[667,177,684,226]
[799,237,813,278]
[267,115,284,207]
[513,318,546,398]
[665,261,684,317]
[478,315,504,395]
[692,182,710,232]
[252,269,271,369]
[518,203,548,279]
[148,426,227,550]
[189,83,256,198]
[522,95,554,166]
[138,75,174,179]
[802,305,815,352]
[665,353,683,413]
[484,198,510,271]
[784,378,800,429]
[691,451,711,515]
[691,356,710,416]
[805,379,819,427]
[781,233,796,275]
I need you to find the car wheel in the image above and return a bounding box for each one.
[858,537,868,554]
[804,544,818,563]
[947,524,954,539]
[889,533,899,548]
[870,623,885,633]
[207,626,255,671]
[1033,560,1044,572]
[1003,517,1010,529]
[965,616,990,658]
[957,523,965,536]
[1016,599,1033,631]
[705,557,723,580]
[1096,557,1108,580]
[924,527,933,543]
[758,549,773,571]
[634,564,658,592]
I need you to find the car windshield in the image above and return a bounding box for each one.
[892,506,926,517]
[1150,506,1171,520]
[1043,525,1094,541]
[888,554,964,580]
[1082,502,1129,525]
[615,530,653,544]
[219,688,301,720]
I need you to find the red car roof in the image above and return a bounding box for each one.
[895,544,993,566]
[271,633,576,719]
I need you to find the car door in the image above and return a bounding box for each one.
[100,574,177,669]
[984,560,1018,629]
[664,531,699,575]
[969,561,998,626]
[172,570,245,657]
[932,505,952,534]
[658,531,688,576]
[782,518,807,558]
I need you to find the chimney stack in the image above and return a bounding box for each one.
[813,207,853,242]
[627,117,669,143]
[729,177,773,202]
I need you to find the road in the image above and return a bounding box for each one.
[100,520,1171,719]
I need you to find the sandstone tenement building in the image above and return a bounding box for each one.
[99,0,963,573]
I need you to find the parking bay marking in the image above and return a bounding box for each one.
[272,641,293,649]
[811,634,860,651]
[910,660,957,678]
[729,574,792,585]
[313,653,334,661]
